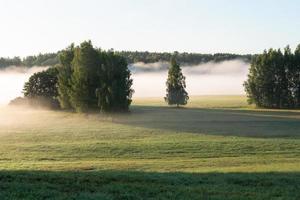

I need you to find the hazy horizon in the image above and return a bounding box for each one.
[0,59,249,105]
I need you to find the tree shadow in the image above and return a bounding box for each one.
[0,170,298,199]
[113,105,300,138]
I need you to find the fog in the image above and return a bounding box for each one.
[131,60,249,97]
[0,60,249,106]
[0,66,48,105]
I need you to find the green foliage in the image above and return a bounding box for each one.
[57,44,74,109]
[58,41,133,112]
[244,45,300,108]
[68,41,103,112]
[0,51,252,69]
[22,53,59,67]
[165,57,189,106]
[290,45,300,107]
[0,57,22,68]
[119,51,252,65]
[96,51,133,112]
[23,67,58,98]
[69,45,92,113]
[22,67,59,108]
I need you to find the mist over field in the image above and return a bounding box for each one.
[0,66,48,105]
[132,59,249,97]
[0,60,249,105]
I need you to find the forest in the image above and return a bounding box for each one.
[0,50,252,69]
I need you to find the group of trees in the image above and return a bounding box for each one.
[14,41,189,111]
[119,51,251,65]
[244,45,300,109]
[13,42,300,110]
[0,57,22,68]
[58,41,133,112]
[15,41,134,112]
[0,50,251,69]
[0,53,58,69]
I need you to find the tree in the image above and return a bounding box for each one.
[283,46,294,108]
[294,45,300,107]
[165,57,189,107]
[96,51,133,112]
[69,46,91,112]
[23,67,59,108]
[57,44,74,109]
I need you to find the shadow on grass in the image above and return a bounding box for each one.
[0,170,299,200]
[113,105,300,138]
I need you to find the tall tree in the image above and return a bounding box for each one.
[57,44,74,109]
[68,41,101,112]
[165,57,189,107]
[69,47,89,112]
[294,45,300,107]
[283,46,294,108]
[96,51,133,112]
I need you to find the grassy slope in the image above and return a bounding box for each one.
[0,96,299,199]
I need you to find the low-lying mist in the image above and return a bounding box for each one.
[0,66,48,105]
[0,60,249,106]
[131,59,249,97]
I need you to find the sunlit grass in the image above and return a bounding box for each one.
[0,95,299,199]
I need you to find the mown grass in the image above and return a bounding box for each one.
[0,96,299,199]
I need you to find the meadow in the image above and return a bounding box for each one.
[0,96,299,199]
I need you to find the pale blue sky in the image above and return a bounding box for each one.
[0,0,300,57]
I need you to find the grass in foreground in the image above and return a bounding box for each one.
[0,96,299,199]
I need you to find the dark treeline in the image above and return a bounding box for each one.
[119,51,252,64]
[0,53,59,68]
[0,51,252,69]
[244,45,300,109]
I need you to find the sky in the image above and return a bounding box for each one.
[0,0,300,57]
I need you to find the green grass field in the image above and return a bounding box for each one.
[0,96,299,199]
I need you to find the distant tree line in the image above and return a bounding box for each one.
[12,41,133,112]
[0,51,252,69]
[0,53,59,69]
[244,45,300,109]
[119,51,252,65]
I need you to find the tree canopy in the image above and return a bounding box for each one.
[244,45,300,109]
[22,67,59,108]
[57,41,133,112]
